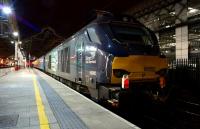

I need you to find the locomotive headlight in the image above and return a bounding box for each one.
[113,69,130,78]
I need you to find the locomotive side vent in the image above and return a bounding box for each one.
[144,67,155,72]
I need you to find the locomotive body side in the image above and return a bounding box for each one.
[34,15,169,103]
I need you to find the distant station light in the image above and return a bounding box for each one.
[13,32,19,37]
[188,7,199,14]
[11,41,14,44]
[18,41,22,44]
[2,6,12,15]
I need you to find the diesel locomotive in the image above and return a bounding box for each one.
[33,11,168,105]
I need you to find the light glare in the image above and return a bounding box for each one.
[13,32,19,37]
[2,6,12,15]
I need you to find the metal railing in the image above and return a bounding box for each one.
[168,58,200,91]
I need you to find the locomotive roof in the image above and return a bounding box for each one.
[44,12,145,56]
[90,11,143,26]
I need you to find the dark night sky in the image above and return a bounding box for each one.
[11,0,148,57]
[14,0,141,39]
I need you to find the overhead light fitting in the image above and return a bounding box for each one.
[13,32,19,37]
[2,6,12,15]
[188,7,199,14]
[169,12,175,15]
[165,25,170,28]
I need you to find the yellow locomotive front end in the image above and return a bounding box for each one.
[111,55,168,103]
[105,22,169,103]
[112,54,169,103]
[112,55,168,86]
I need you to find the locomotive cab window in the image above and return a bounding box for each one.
[110,24,160,55]
[110,25,153,46]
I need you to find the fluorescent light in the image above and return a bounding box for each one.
[2,6,12,15]
[188,7,193,10]
[13,32,19,37]
[169,12,175,15]
[188,7,199,14]
[165,25,170,28]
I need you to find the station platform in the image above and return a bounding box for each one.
[0,68,140,129]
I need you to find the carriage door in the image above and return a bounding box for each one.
[76,35,85,84]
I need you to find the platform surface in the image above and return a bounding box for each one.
[0,69,140,129]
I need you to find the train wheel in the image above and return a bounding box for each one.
[118,91,132,111]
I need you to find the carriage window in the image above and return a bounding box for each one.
[51,51,57,71]
[87,28,101,44]
[60,47,70,73]
[61,50,64,72]
[48,55,51,69]
[65,47,70,73]
[58,50,61,71]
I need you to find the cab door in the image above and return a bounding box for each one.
[75,35,85,85]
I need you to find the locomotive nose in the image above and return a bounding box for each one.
[111,55,168,84]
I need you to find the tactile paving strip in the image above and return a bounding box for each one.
[36,74,88,129]
[0,114,19,128]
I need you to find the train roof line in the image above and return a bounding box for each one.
[87,10,142,25]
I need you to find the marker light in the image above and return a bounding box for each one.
[122,74,129,89]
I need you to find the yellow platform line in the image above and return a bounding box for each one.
[32,73,50,129]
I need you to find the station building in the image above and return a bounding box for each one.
[127,0,200,60]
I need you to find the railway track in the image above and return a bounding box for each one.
[103,92,200,129]
[175,99,200,117]
[45,71,200,129]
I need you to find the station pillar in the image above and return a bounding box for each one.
[175,0,188,59]
[14,41,19,70]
